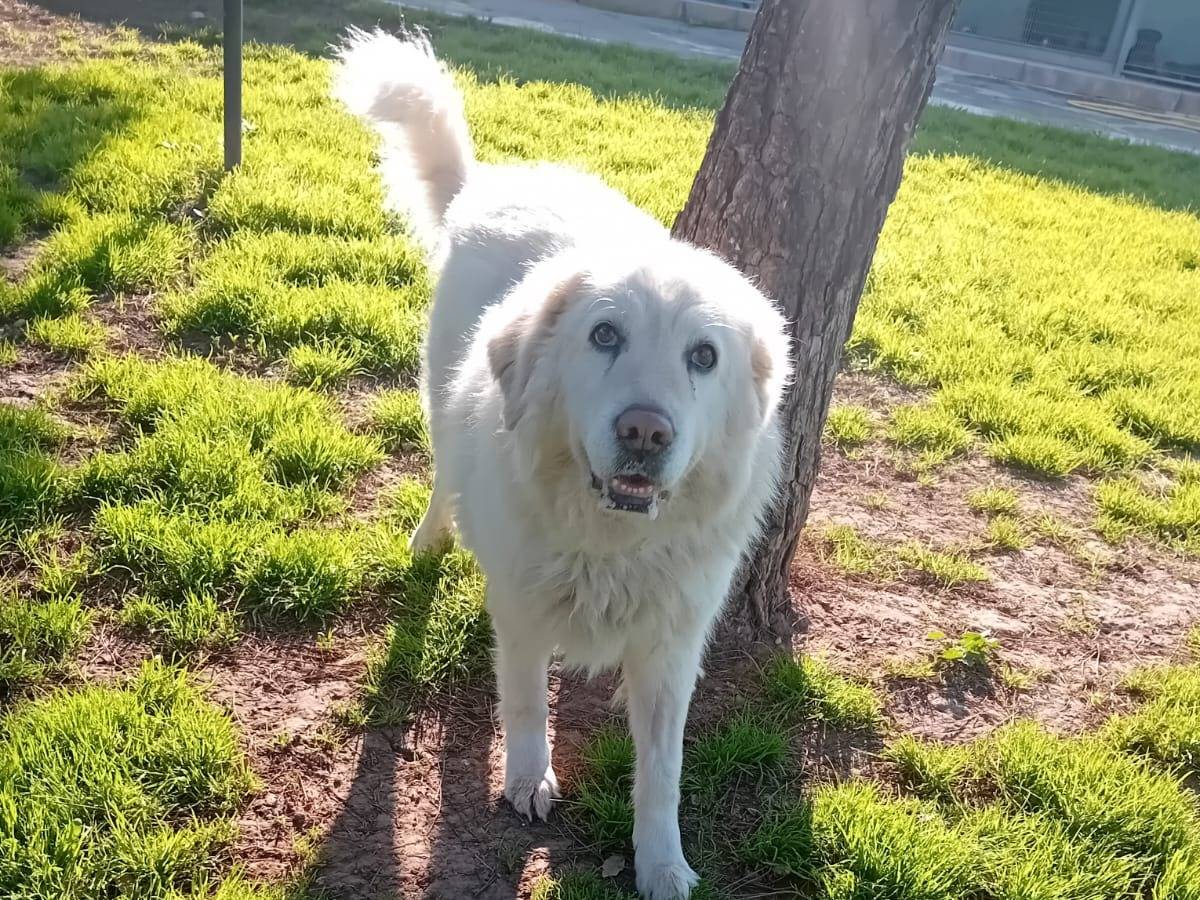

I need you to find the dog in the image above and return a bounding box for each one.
[336,30,790,899]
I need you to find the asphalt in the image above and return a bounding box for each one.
[392,0,1200,155]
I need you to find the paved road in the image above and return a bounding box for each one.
[393,0,1200,155]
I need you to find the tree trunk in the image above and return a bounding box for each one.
[674,0,959,637]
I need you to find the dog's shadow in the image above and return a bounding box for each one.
[315,666,616,899]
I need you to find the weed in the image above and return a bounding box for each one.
[927,629,1000,668]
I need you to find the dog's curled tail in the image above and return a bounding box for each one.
[334,27,473,241]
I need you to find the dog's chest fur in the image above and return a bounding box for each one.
[526,531,736,669]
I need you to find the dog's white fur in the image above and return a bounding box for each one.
[337,30,790,899]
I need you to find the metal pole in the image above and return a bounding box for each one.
[223,0,243,171]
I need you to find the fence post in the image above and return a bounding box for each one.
[223,0,243,171]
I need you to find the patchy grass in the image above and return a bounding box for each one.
[1105,665,1200,775]
[887,402,973,469]
[0,404,72,542]
[764,655,882,728]
[120,590,239,655]
[0,588,90,691]
[984,514,1032,551]
[1096,466,1200,554]
[25,313,106,356]
[2,4,1200,897]
[818,524,989,587]
[966,485,1020,517]
[572,727,636,851]
[361,549,491,725]
[824,405,872,451]
[896,542,990,588]
[0,661,254,899]
[370,388,430,454]
[684,711,787,795]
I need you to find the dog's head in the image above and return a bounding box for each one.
[484,242,790,521]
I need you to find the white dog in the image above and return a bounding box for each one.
[337,30,790,899]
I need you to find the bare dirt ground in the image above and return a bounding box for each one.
[3,4,1198,897]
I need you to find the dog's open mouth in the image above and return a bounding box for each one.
[590,472,664,516]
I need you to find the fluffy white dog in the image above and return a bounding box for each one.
[337,30,790,899]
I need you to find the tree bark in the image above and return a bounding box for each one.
[674,0,959,637]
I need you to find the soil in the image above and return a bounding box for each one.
[2,4,1198,898]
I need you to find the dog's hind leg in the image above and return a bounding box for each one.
[408,472,455,553]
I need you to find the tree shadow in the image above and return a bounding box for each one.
[0,65,137,245]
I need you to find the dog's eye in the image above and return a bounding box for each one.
[689,342,717,371]
[590,321,620,349]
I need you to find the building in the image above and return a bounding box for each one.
[947,0,1199,111]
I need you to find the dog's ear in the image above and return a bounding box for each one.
[487,269,583,430]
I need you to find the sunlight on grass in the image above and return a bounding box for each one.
[0,588,90,692]
[362,549,491,725]
[818,524,989,587]
[0,661,254,899]
[764,655,881,728]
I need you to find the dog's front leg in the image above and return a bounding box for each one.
[493,614,559,821]
[623,634,705,900]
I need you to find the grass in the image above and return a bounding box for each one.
[763,655,882,728]
[120,591,239,654]
[360,549,492,725]
[1,3,1200,897]
[824,405,872,451]
[887,403,973,468]
[25,313,106,356]
[1096,465,1200,554]
[0,588,90,691]
[984,514,1032,551]
[820,524,989,587]
[0,661,255,899]
[966,485,1020,517]
[370,389,430,454]
[684,711,787,795]
[0,404,72,542]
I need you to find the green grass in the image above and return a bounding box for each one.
[2,6,1200,898]
[1104,665,1200,775]
[824,405,872,451]
[0,405,72,542]
[370,389,430,454]
[984,514,1032,551]
[895,542,989,587]
[361,549,491,725]
[684,711,787,795]
[0,588,90,691]
[25,313,106,356]
[764,655,881,728]
[887,403,973,468]
[0,661,255,899]
[120,591,239,655]
[966,485,1020,517]
[571,727,636,851]
[819,524,989,587]
[1096,465,1200,553]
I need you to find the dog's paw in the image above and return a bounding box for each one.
[504,768,559,821]
[635,859,698,900]
[408,521,453,555]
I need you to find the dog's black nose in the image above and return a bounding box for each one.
[615,406,674,454]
